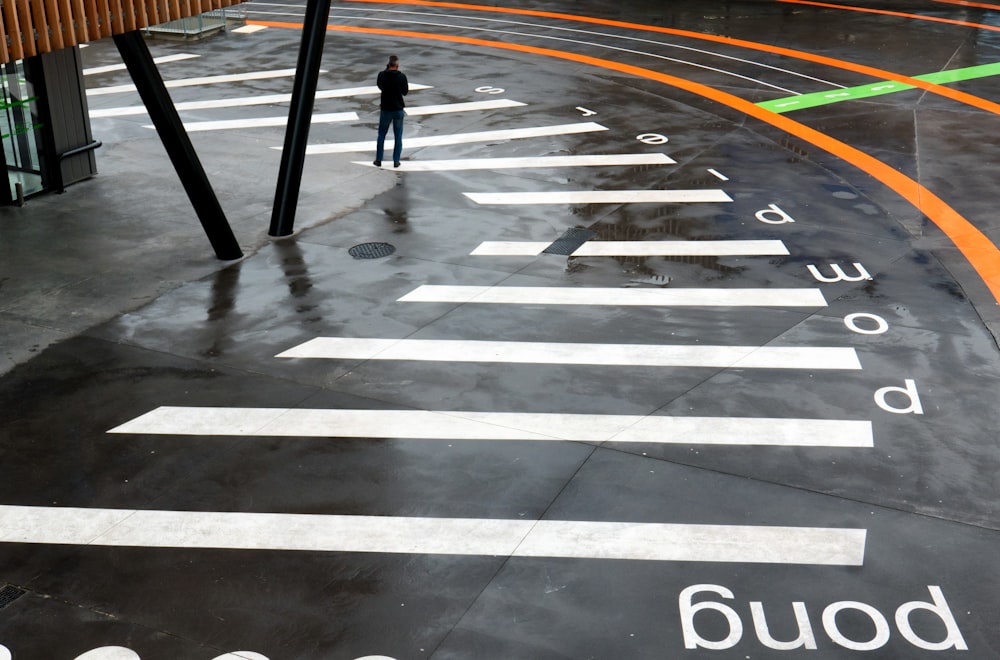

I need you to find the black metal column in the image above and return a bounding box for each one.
[113,30,242,260]
[0,147,11,206]
[269,0,332,237]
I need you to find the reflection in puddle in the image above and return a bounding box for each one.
[383,206,409,233]
[275,239,321,318]
[574,209,749,279]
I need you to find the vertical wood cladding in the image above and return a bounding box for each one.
[0,0,244,62]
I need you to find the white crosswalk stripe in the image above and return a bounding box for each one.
[464,190,733,204]
[354,153,675,171]
[299,122,608,154]
[87,68,308,96]
[89,84,433,118]
[83,53,199,75]
[0,505,866,565]
[470,239,789,255]
[157,112,359,132]
[149,99,526,132]
[403,99,527,115]
[108,407,873,448]
[398,285,827,307]
[276,337,862,369]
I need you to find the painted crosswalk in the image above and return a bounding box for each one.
[398,285,827,307]
[0,505,866,565]
[470,239,789,256]
[108,407,873,448]
[82,64,874,572]
[276,338,862,369]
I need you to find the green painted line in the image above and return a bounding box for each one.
[0,96,38,110]
[1,122,43,139]
[758,61,1000,113]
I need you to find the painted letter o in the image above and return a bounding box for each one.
[822,601,890,651]
[845,313,888,335]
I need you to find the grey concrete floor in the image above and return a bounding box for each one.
[2,1,1000,658]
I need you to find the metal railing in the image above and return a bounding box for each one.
[143,6,247,38]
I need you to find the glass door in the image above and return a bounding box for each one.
[1,60,45,202]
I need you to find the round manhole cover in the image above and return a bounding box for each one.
[348,242,396,259]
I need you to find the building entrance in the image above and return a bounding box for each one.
[0,59,45,204]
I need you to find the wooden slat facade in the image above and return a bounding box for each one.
[0,0,244,63]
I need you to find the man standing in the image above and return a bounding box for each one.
[374,55,408,168]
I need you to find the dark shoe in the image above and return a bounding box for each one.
[373,160,382,167]
[393,161,401,168]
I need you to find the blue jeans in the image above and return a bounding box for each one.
[376,109,405,163]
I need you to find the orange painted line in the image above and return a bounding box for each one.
[347,0,1000,117]
[248,20,1000,304]
[780,0,1000,31]
[932,0,1000,11]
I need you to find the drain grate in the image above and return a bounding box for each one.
[0,585,25,609]
[348,242,396,260]
[542,228,597,255]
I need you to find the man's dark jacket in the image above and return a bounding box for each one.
[378,69,408,111]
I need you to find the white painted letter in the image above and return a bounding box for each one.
[73,648,141,660]
[755,203,796,224]
[806,263,872,283]
[895,586,968,651]
[213,653,270,660]
[822,601,891,651]
[0,643,10,660]
[875,379,924,415]
[845,312,888,335]
[750,601,818,650]
[679,584,743,650]
[637,133,669,145]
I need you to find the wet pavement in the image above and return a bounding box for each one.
[2,1,1000,658]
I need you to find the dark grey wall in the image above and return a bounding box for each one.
[39,46,98,188]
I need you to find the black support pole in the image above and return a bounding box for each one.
[269,0,332,237]
[113,30,243,261]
